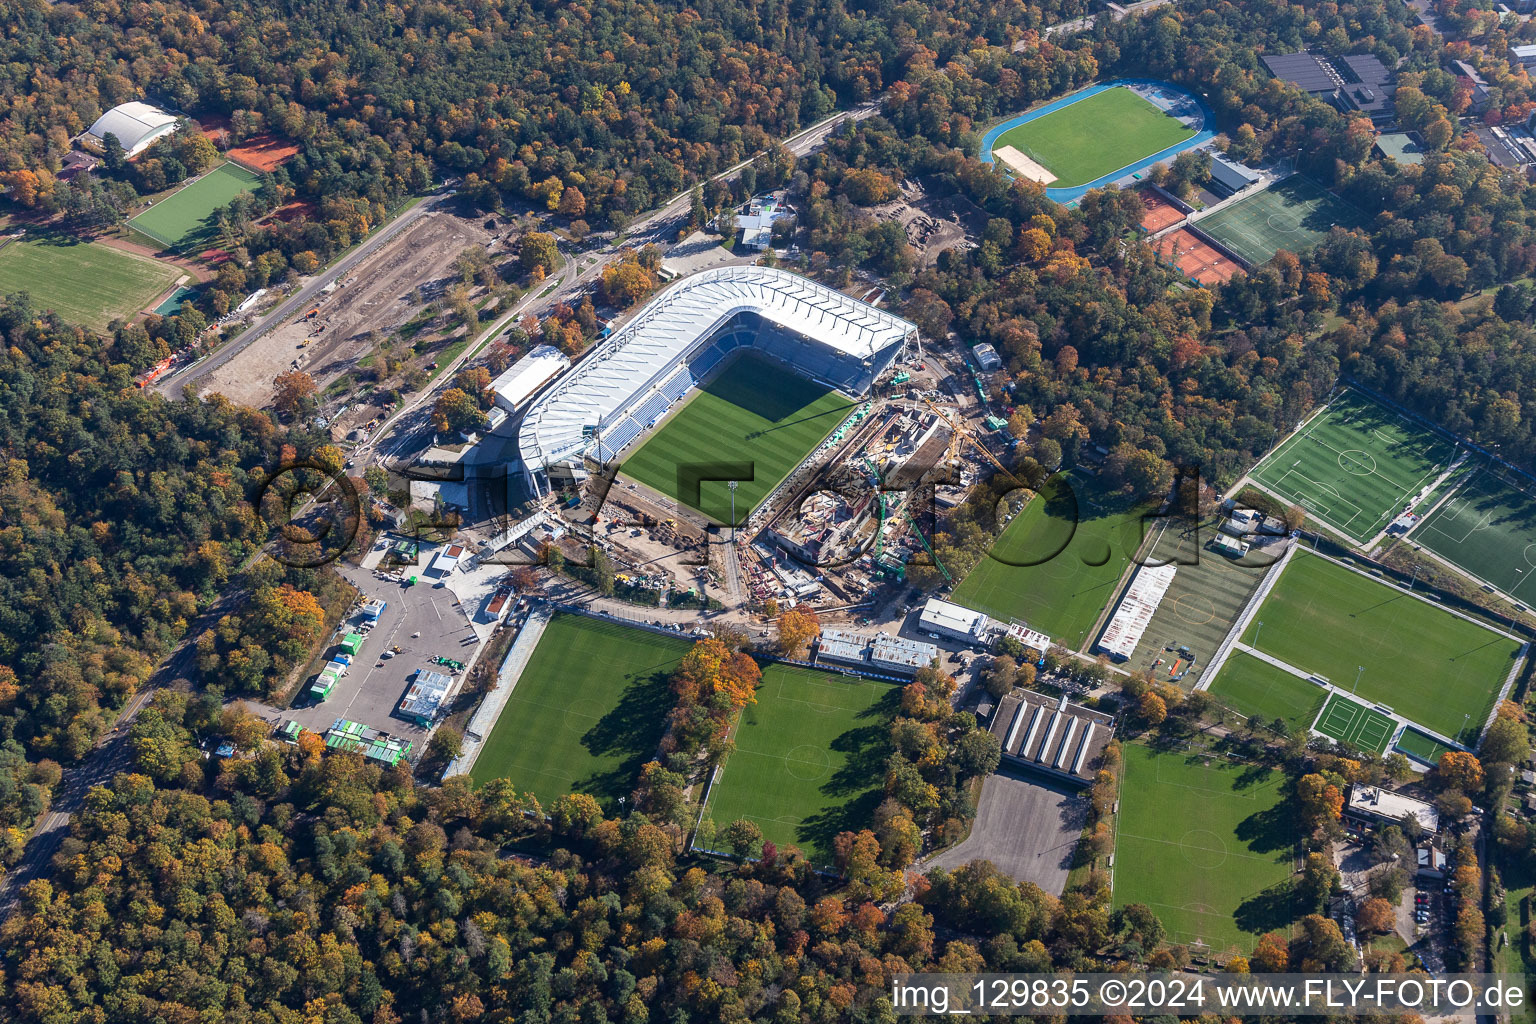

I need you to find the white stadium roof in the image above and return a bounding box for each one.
[518,265,915,472]
[86,102,180,157]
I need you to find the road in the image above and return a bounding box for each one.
[357,101,881,472]
[157,190,450,397]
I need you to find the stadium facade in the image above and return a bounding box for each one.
[517,266,917,495]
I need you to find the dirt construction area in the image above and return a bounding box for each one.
[870,179,985,267]
[197,209,502,407]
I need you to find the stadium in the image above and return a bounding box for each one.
[516,265,917,500]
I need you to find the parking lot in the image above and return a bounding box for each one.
[281,555,487,740]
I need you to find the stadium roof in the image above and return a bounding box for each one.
[518,266,916,470]
[86,102,180,157]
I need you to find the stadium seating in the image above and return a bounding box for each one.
[658,367,696,401]
[630,391,669,426]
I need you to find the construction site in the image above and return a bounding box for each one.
[195,205,508,408]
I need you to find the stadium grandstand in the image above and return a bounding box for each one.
[517,266,917,495]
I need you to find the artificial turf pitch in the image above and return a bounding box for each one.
[621,352,854,524]
[1243,551,1519,745]
[1395,727,1457,767]
[127,162,262,251]
[1115,743,1295,952]
[0,234,179,330]
[468,615,691,809]
[1207,651,1326,734]
[993,87,1195,188]
[950,473,1151,648]
[1249,388,1457,545]
[704,663,900,866]
[1196,175,1364,267]
[1415,464,1536,605]
[1313,693,1396,754]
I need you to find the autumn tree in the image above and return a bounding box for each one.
[432,387,489,435]
[272,370,317,418]
[519,231,559,276]
[1433,750,1484,793]
[775,606,821,656]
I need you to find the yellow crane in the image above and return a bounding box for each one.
[920,396,1025,488]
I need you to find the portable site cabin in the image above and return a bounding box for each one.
[339,631,364,656]
[361,600,386,622]
[311,668,341,700]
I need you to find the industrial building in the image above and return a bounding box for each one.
[919,597,991,645]
[1261,52,1394,124]
[989,691,1115,786]
[490,344,571,413]
[325,719,413,766]
[85,101,180,157]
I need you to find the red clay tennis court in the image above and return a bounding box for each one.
[1139,188,1185,233]
[227,134,300,172]
[1154,228,1243,285]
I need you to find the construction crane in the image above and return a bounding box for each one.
[920,396,1025,487]
[861,457,888,564]
[902,501,951,584]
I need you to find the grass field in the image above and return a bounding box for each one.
[1207,651,1326,733]
[1115,743,1295,952]
[994,86,1195,189]
[127,162,262,251]
[704,663,900,865]
[1243,551,1520,744]
[1250,389,1457,545]
[0,234,179,329]
[1197,175,1365,267]
[621,352,854,524]
[1415,463,1536,605]
[1313,693,1396,754]
[951,474,1151,648]
[1123,517,1275,686]
[469,615,691,809]
[1395,727,1456,766]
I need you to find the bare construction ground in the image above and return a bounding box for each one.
[197,209,502,407]
[871,180,987,267]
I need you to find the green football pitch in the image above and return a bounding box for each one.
[1395,727,1456,767]
[469,615,691,809]
[1249,389,1457,545]
[1207,651,1326,734]
[950,473,1151,648]
[0,234,178,330]
[1196,175,1365,267]
[1243,551,1520,744]
[127,162,262,251]
[621,352,854,524]
[704,663,900,866]
[1415,464,1536,605]
[993,87,1196,188]
[1115,743,1295,952]
[1313,693,1396,754]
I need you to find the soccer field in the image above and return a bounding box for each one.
[1197,176,1364,267]
[1207,651,1326,733]
[993,86,1196,189]
[951,474,1151,648]
[1116,743,1295,952]
[704,663,900,865]
[0,234,178,330]
[1249,389,1457,545]
[1415,464,1536,604]
[1395,727,1456,767]
[127,162,262,251]
[1313,693,1396,754]
[1243,551,1520,744]
[621,352,854,523]
[469,615,691,809]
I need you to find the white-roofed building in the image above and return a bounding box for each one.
[1347,785,1440,834]
[517,266,915,493]
[86,102,180,157]
[919,597,990,644]
[491,344,570,413]
[1095,563,1178,660]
